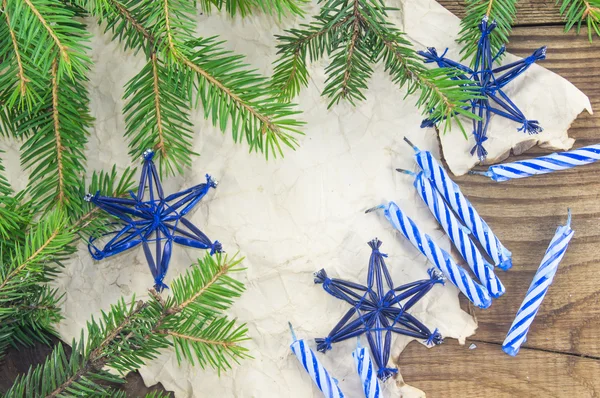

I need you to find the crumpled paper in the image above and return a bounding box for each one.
[401,1,592,176]
[0,0,590,397]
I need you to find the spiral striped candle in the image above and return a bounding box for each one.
[404,170,505,298]
[289,323,345,398]
[352,342,382,398]
[471,144,600,182]
[502,211,574,356]
[381,201,492,309]
[404,137,513,270]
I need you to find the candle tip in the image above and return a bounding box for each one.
[403,136,419,151]
[469,170,489,177]
[566,208,572,227]
[365,205,385,214]
[396,168,417,176]
[288,322,297,342]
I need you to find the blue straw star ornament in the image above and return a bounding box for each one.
[419,16,546,160]
[315,238,443,381]
[84,149,222,291]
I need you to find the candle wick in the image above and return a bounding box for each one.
[288,322,297,342]
[566,208,572,227]
[395,168,417,177]
[469,170,489,177]
[403,136,419,151]
[365,205,385,214]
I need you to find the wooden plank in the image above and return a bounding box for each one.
[398,339,600,397]
[437,0,566,25]
[448,25,600,359]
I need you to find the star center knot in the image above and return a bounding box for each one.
[152,212,161,227]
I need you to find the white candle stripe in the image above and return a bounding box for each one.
[502,213,574,356]
[413,148,512,270]
[291,332,345,398]
[477,144,600,182]
[353,346,382,398]
[414,172,505,297]
[384,201,492,308]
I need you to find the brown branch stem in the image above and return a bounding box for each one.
[341,1,362,98]
[160,0,277,136]
[485,0,495,17]
[2,0,28,96]
[22,0,70,63]
[0,227,61,293]
[45,300,147,398]
[50,59,65,204]
[150,53,167,156]
[165,331,236,347]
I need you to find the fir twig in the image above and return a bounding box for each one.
[0,0,30,106]
[271,0,478,128]
[76,0,304,165]
[0,210,74,359]
[123,52,195,176]
[557,0,600,41]
[198,0,306,18]
[18,57,92,211]
[457,0,518,63]
[4,253,249,397]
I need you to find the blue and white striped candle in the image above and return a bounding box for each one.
[289,323,345,398]
[380,201,492,309]
[502,211,574,356]
[352,341,382,398]
[404,137,513,270]
[471,144,600,182]
[402,169,505,298]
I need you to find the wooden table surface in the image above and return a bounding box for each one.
[1,1,599,397]
[403,1,600,397]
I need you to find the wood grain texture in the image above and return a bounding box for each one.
[438,0,566,25]
[398,339,600,397]
[394,22,600,398]
[453,24,600,357]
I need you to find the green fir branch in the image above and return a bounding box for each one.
[0,210,73,302]
[156,0,304,158]
[168,316,249,370]
[0,192,33,243]
[322,3,374,107]
[184,36,304,157]
[271,0,478,127]
[198,0,306,18]
[123,53,196,176]
[272,16,346,101]
[4,0,91,80]
[0,285,64,359]
[0,0,45,111]
[76,0,304,164]
[0,104,17,137]
[0,0,93,211]
[76,0,155,53]
[457,0,518,63]
[0,151,11,196]
[4,253,248,397]
[18,58,92,211]
[0,209,74,359]
[557,0,600,41]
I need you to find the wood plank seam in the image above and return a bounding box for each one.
[469,339,600,361]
